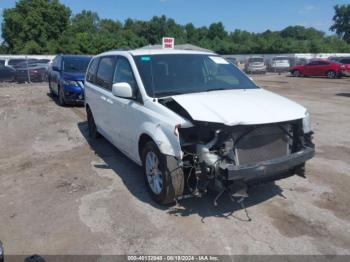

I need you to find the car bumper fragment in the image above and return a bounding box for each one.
[224,147,315,181]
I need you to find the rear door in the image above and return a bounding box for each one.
[317,61,331,76]
[85,57,102,128]
[89,56,119,144]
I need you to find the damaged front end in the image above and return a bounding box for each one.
[160,98,315,204]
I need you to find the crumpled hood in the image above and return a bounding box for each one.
[171,89,307,126]
[62,72,85,81]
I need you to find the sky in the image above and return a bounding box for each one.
[0,0,349,37]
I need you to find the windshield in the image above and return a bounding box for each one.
[63,57,91,73]
[134,54,258,98]
[248,58,263,63]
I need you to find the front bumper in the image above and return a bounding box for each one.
[247,66,266,73]
[341,70,350,77]
[63,85,84,104]
[224,147,315,182]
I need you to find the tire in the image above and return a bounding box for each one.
[87,107,101,139]
[142,141,184,205]
[57,86,66,106]
[0,240,3,262]
[326,70,337,79]
[48,80,55,97]
[292,70,301,77]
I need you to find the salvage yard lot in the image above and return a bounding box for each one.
[0,74,350,255]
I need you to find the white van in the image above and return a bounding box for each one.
[84,49,315,205]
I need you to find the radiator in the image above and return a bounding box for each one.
[234,126,290,165]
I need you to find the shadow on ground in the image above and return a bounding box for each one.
[46,92,85,107]
[336,92,350,98]
[77,121,285,221]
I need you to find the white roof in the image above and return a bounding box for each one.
[98,48,214,57]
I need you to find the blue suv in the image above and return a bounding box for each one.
[48,55,92,106]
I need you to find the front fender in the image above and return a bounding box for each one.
[140,122,182,159]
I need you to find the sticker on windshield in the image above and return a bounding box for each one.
[141,56,151,62]
[209,56,229,64]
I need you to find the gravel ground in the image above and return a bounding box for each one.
[0,75,349,256]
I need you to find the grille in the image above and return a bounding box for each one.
[234,126,290,165]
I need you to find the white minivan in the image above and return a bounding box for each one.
[84,49,315,205]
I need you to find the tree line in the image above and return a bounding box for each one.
[1,0,350,55]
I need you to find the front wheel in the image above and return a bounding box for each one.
[57,86,66,106]
[48,80,55,97]
[142,141,184,205]
[326,70,337,79]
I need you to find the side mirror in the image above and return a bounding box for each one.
[52,66,60,72]
[112,82,133,98]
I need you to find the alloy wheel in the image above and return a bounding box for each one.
[145,151,163,195]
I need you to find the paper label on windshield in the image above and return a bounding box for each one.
[209,56,229,64]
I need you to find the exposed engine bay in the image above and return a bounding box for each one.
[160,98,315,205]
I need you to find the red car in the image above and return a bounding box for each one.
[289,59,350,78]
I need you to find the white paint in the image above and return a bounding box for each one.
[172,89,307,126]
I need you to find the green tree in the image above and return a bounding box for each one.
[2,0,71,54]
[330,4,350,43]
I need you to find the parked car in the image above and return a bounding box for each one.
[269,56,290,72]
[14,62,48,83]
[0,64,16,82]
[291,58,309,66]
[7,58,38,69]
[245,56,266,74]
[289,59,350,78]
[85,49,315,205]
[48,55,92,106]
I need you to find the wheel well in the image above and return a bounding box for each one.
[138,134,153,160]
[85,103,91,113]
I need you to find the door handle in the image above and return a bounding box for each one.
[106,98,114,104]
[100,96,107,101]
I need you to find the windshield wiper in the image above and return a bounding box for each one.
[156,91,184,97]
[205,88,227,92]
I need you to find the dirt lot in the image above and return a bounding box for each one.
[0,74,349,256]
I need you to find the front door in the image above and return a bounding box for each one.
[105,56,142,157]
